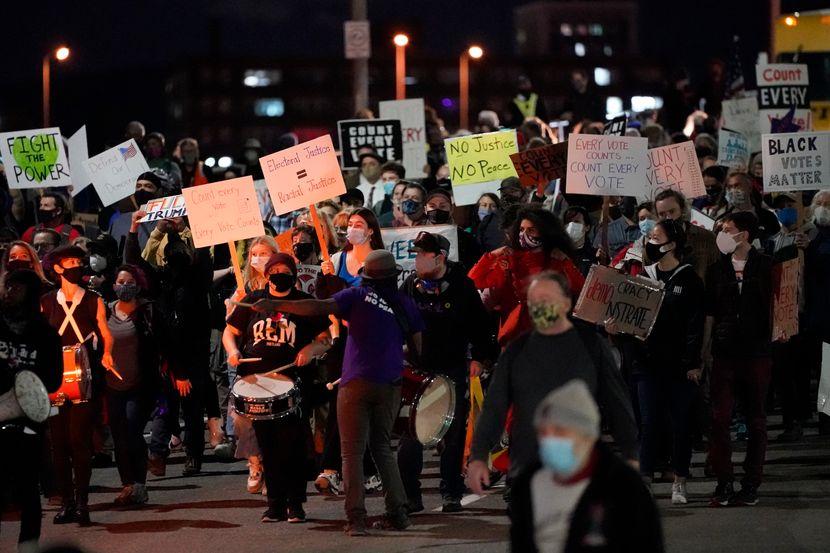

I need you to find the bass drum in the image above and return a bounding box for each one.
[395,367,456,448]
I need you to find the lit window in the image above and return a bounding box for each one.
[254,98,285,118]
[574,42,586,57]
[631,96,664,112]
[604,45,613,56]
[560,23,573,36]
[589,24,603,36]
[606,97,624,118]
[594,68,611,86]
[243,69,283,88]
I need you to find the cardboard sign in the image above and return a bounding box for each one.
[573,265,665,340]
[722,95,761,152]
[85,139,150,206]
[509,142,568,188]
[603,115,627,136]
[0,127,71,189]
[379,98,427,178]
[337,119,403,169]
[643,141,705,201]
[138,194,187,223]
[182,176,265,249]
[756,63,811,134]
[296,264,321,295]
[690,208,715,231]
[260,134,347,215]
[344,20,370,59]
[717,128,750,170]
[566,135,648,198]
[761,131,830,192]
[445,130,519,206]
[818,342,830,417]
[381,224,459,285]
[67,125,91,197]
[772,256,801,342]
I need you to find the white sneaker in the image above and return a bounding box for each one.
[247,456,264,494]
[671,479,688,505]
[315,471,342,496]
[363,474,383,494]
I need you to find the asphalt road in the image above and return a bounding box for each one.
[2,419,829,553]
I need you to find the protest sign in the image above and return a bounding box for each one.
[260,134,347,215]
[85,139,150,206]
[509,142,568,190]
[379,98,427,178]
[566,135,648,198]
[756,63,811,134]
[381,224,459,285]
[182,176,264,249]
[771,256,801,342]
[573,265,665,340]
[0,127,71,189]
[296,264,321,295]
[337,119,403,169]
[445,130,519,205]
[717,128,750,170]
[690,208,715,231]
[818,342,830,417]
[603,115,627,136]
[643,141,705,201]
[722,95,761,152]
[138,194,187,223]
[274,228,294,254]
[761,131,830,192]
[67,126,91,197]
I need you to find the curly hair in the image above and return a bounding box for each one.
[507,206,576,260]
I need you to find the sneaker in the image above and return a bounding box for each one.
[372,512,411,531]
[287,506,307,523]
[710,481,735,507]
[315,471,342,496]
[213,440,235,459]
[169,434,183,452]
[132,483,149,505]
[53,504,77,524]
[344,521,368,536]
[363,474,383,494]
[406,498,425,514]
[261,507,287,523]
[147,454,166,477]
[208,417,226,448]
[671,479,688,505]
[182,456,201,477]
[733,485,759,506]
[776,424,803,443]
[114,485,135,506]
[247,456,264,493]
[441,498,463,513]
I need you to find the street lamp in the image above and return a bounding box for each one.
[42,46,71,127]
[459,45,484,130]
[393,33,409,100]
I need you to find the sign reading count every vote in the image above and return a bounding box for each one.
[566,135,648,198]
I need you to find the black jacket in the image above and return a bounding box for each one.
[105,299,164,392]
[705,248,773,358]
[510,443,664,553]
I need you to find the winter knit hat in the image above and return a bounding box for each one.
[534,380,600,439]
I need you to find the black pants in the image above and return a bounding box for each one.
[321,387,378,477]
[398,376,468,502]
[149,375,204,461]
[49,401,95,506]
[0,428,42,544]
[253,414,309,510]
[107,387,151,485]
[772,335,813,427]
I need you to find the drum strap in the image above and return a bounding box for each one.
[56,289,88,344]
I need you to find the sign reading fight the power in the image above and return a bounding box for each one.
[0,127,71,189]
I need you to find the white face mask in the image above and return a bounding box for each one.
[249,255,269,274]
[716,230,740,255]
[565,221,585,242]
[814,205,830,227]
[346,227,369,246]
[89,254,107,272]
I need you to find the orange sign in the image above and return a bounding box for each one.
[182,176,265,249]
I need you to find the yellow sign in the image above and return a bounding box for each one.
[445,130,518,205]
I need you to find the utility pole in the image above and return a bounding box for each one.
[352,0,369,114]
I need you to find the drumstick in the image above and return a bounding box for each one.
[237,357,262,364]
[326,378,341,390]
[261,362,297,376]
[229,300,257,308]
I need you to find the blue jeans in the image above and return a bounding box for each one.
[107,387,151,485]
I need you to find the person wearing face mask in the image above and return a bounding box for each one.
[498,177,527,211]
[510,380,663,553]
[703,212,774,506]
[654,189,720,281]
[563,206,596,276]
[291,225,323,296]
[320,208,384,290]
[107,170,169,254]
[143,132,182,189]
[174,137,208,188]
[805,190,830,435]
[473,192,505,252]
[377,182,407,228]
[1,240,51,287]
[32,228,61,260]
[609,202,656,278]
[22,192,80,245]
[225,253,331,524]
[467,272,638,498]
[352,151,386,209]
[371,162,405,218]
[393,183,429,228]
[717,172,780,243]
[104,265,163,507]
[40,246,119,526]
[693,165,726,214]
[85,233,119,301]
[592,196,641,262]
[0,269,62,551]
[424,189,482,270]
[398,232,492,513]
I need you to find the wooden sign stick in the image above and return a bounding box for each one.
[227,240,245,290]
[308,203,340,333]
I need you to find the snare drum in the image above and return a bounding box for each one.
[395,368,456,448]
[231,372,300,420]
[49,345,93,406]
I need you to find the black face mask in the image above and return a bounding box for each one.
[706,186,722,200]
[293,242,314,261]
[134,190,156,207]
[60,266,84,285]
[6,259,33,272]
[645,241,670,262]
[608,206,622,220]
[426,209,451,225]
[38,209,58,223]
[269,273,296,293]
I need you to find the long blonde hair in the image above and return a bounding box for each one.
[2,241,50,284]
[242,235,279,291]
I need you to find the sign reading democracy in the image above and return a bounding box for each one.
[379,98,427,178]
[445,130,518,205]
[138,194,187,223]
[566,135,648,198]
[573,265,665,340]
[260,134,347,215]
[0,127,71,189]
[85,139,150,206]
[756,63,810,134]
[337,119,403,169]
[381,224,459,285]
[761,131,829,192]
[509,142,568,189]
[772,256,801,342]
[717,128,750,170]
[643,141,705,201]
[182,176,264,248]
[722,95,761,152]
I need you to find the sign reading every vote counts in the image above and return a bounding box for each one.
[566,135,648,198]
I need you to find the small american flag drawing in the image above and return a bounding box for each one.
[119,142,137,161]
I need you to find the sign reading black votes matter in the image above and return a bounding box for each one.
[337,119,403,169]
[762,131,830,192]
[573,265,666,340]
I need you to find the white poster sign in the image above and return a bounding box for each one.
[67,125,91,197]
[761,131,830,192]
[379,98,427,178]
[381,224,459,284]
[85,139,150,206]
[717,128,750,170]
[756,63,810,134]
[0,127,71,189]
[722,95,761,153]
[566,135,648,198]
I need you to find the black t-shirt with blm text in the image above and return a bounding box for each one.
[226,288,329,377]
